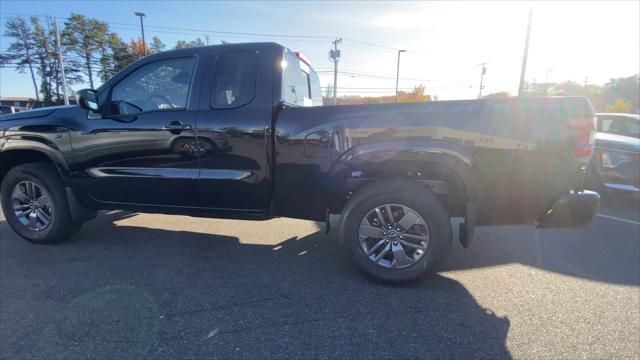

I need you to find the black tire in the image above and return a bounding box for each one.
[1,162,80,244]
[585,162,606,197]
[339,180,452,283]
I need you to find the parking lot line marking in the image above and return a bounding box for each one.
[596,213,640,225]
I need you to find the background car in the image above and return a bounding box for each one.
[588,113,640,194]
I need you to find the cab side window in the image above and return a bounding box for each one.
[110,57,195,115]
[600,117,640,138]
[211,51,258,109]
[282,53,312,106]
[626,120,640,138]
[606,119,628,135]
[309,69,323,106]
[598,118,614,132]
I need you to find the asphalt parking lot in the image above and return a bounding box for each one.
[1,194,638,359]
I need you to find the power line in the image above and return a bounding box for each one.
[316,70,431,82]
[0,11,430,55]
[315,67,397,77]
[341,38,431,57]
[0,11,474,97]
[0,12,335,40]
[321,87,418,90]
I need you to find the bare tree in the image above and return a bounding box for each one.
[1,17,40,101]
[62,13,109,89]
[31,17,56,103]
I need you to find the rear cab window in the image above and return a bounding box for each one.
[282,52,323,107]
[211,51,258,109]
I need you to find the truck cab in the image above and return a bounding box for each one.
[65,43,320,216]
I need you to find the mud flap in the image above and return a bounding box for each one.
[458,202,476,248]
[66,187,97,222]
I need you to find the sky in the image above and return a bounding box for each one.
[0,0,638,100]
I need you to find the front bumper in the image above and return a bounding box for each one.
[537,190,600,228]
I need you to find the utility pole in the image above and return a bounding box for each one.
[135,12,146,56]
[205,35,210,46]
[518,7,533,97]
[53,18,69,105]
[395,49,407,102]
[478,62,487,99]
[329,38,342,105]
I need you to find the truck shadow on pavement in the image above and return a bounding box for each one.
[0,213,512,359]
[440,195,640,287]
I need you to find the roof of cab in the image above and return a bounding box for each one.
[159,42,285,56]
[97,42,285,93]
[596,113,640,120]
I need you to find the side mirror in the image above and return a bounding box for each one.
[77,89,100,112]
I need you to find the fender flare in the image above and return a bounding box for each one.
[327,139,474,199]
[327,139,477,246]
[0,137,72,177]
[0,140,96,221]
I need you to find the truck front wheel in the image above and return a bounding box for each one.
[1,162,81,244]
[339,180,452,282]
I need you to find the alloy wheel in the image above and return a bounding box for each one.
[11,181,54,232]
[359,203,430,269]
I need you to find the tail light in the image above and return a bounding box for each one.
[569,116,596,161]
[295,52,311,66]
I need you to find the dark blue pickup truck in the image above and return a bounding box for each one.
[0,42,600,282]
[588,113,640,194]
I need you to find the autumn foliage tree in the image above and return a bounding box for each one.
[325,85,432,105]
[490,75,639,113]
[605,98,633,113]
[130,38,150,59]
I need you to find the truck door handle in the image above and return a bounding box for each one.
[163,121,192,133]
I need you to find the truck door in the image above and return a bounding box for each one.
[72,56,201,207]
[194,50,274,211]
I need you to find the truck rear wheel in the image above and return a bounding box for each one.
[339,180,452,282]
[1,162,80,244]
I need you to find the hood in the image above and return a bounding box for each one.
[0,105,77,121]
[595,132,640,153]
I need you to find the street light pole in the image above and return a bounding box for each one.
[518,7,533,97]
[395,49,407,102]
[478,62,488,99]
[135,12,146,56]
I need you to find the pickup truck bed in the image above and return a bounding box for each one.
[274,98,594,225]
